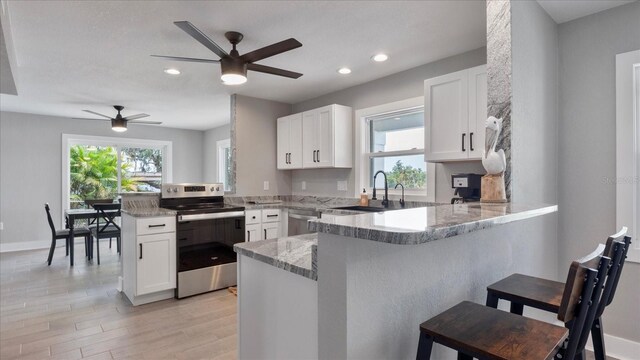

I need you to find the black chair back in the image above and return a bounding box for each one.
[44,203,57,238]
[93,203,121,235]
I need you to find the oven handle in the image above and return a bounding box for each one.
[178,211,245,222]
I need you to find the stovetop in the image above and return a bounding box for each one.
[160,203,245,215]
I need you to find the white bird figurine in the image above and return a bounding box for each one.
[482,116,506,175]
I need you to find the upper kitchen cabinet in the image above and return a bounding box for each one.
[424,65,487,162]
[277,113,303,169]
[278,104,353,170]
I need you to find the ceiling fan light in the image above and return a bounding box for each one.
[111,118,128,132]
[221,73,247,85]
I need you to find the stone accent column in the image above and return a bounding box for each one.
[487,0,512,199]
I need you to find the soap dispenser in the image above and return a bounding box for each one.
[360,188,369,206]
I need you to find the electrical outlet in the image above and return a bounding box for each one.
[0,222,3,231]
[337,180,348,191]
[263,181,269,191]
[301,181,307,191]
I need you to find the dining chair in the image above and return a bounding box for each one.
[90,203,121,265]
[416,244,609,360]
[45,203,91,266]
[485,228,631,360]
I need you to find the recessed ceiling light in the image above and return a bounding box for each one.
[372,54,388,62]
[164,68,181,75]
[337,67,352,75]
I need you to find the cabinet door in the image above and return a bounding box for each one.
[424,69,469,162]
[289,113,303,168]
[315,105,334,167]
[136,232,176,296]
[246,223,261,242]
[277,116,291,169]
[468,65,487,160]
[302,110,318,168]
[262,222,280,240]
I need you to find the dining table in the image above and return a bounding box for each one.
[64,207,120,266]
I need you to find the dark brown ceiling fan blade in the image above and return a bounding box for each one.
[82,110,112,119]
[128,120,163,125]
[123,113,150,121]
[174,21,228,59]
[150,55,220,63]
[240,38,302,63]
[72,117,110,121]
[247,63,303,79]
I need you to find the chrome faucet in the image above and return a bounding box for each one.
[372,170,389,208]
[395,183,405,208]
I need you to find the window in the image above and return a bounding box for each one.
[355,97,435,201]
[63,135,172,210]
[217,139,231,191]
[615,49,640,262]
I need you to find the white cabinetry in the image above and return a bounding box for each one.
[277,104,352,170]
[424,65,487,162]
[122,214,176,306]
[277,113,303,169]
[245,209,281,241]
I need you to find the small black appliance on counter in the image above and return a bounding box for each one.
[451,173,482,204]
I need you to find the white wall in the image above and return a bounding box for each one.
[291,47,488,202]
[557,1,640,344]
[0,111,204,250]
[234,95,292,196]
[203,124,230,183]
[511,0,559,205]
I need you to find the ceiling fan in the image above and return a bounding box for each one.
[73,105,162,132]
[151,21,303,85]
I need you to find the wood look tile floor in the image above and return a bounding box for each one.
[0,242,237,360]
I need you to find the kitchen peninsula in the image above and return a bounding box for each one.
[234,202,558,359]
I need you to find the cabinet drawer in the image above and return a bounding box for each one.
[136,216,176,236]
[245,210,261,225]
[262,209,281,223]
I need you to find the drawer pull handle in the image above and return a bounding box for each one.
[266,214,278,218]
[148,224,166,228]
[264,229,267,239]
[247,231,251,242]
[139,244,143,260]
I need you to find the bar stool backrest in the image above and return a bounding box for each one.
[556,244,609,360]
[601,227,631,308]
[44,203,57,238]
[92,203,121,234]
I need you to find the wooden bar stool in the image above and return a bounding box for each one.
[485,228,630,360]
[417,244,609,360]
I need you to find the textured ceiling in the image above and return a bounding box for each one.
[0,1,486,130]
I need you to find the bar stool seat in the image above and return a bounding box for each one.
[487,273,563,313]
[419,301,568,360]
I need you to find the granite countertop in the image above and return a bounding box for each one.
[234,233,318,281]
[308,202,558,245]
[121,208,177,217]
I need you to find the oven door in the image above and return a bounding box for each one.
[176,211,245,298]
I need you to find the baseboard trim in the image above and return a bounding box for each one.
[585,332,640,360]
[0,238,87,253]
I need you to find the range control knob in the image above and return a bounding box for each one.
[216,186,220,191]
[172,187,179,193]
[166,188,171,193]
[210,186,215,192]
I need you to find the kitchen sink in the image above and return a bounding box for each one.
[331,205,393,212]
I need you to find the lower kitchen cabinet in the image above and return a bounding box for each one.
[122,214,176,306]
[245,209,282,241]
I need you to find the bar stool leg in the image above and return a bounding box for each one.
[485,291,499,308]
[591,317,606,360]
[510,302,524,315]
[416,332,434,360]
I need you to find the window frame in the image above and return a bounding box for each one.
[615,50,640,263]
[354,97,435,201]
[62,134,172,220]
[217,138,231,191]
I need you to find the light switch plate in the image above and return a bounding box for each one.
[0,222,3,231]
[337,180,348,191]
[301,181,306,191]
[263,181,269,191]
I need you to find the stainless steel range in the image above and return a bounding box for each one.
[159,183,245,299]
